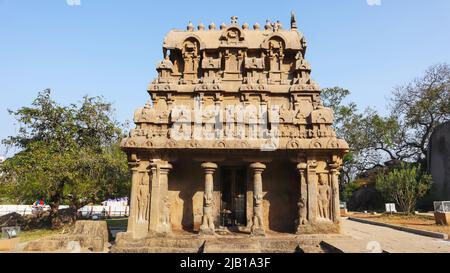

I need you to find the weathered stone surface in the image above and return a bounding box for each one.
[428,121,450,201]
[119,13,348,249]
[0,213,25,228]
[112,233,331,253]
[72,220,110,244]
[0,238,20,252]
[23,220,110,252]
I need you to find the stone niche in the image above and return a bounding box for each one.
[115,14,348,250]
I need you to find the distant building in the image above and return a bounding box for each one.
[428,121,450,201]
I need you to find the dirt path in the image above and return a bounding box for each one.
[329,218,450,253]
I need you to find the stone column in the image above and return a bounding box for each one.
[296,162,308,234]
[156,162,172,235]
[307,160,318,223]
[127,162,140,236]
[250,162,266,236]
[329,163,341,225]
[148,162,159,233]
[200,162,218,235]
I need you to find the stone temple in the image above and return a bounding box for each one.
[114,14,348,251]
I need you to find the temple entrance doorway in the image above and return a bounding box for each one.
[220,167,247,228]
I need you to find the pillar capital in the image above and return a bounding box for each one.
[201,162,218,171]
[308,160,318,169]
[297,162,308,171]
[159,162,173,175]
[329,163,340,172]
[250,162,266,171]
[129,161,141,172]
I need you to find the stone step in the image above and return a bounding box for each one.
[259,239,301,253]
[145,238,204,249]
[259,238,325,253]
[203,239,261,253]
[320,237,381,253]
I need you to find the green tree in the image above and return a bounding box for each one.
[0,89,130,227]
[375,164,432,213]
[322,63,450,181]
[391,63,450,164]
[340,182,360,203]
[321,87,360,184]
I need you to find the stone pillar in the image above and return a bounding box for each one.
[156,162,172,235]
[148,162,159,233]
[296,162,308,234]
[200,162,218,235]
[250,162,266,236]
[329,163,341,225]
[127,162,140,236]
[307,160,318,223]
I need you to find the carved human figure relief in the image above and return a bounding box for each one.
[182,39,199,81]
[317,173,331,220]
[268,39,284,72]
[158,196,171,233]
[137,172,149,222]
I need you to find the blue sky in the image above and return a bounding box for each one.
[1,0,450,156]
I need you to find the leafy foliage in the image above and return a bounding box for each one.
[375,164,432,213]
[0,90,130,226]
[391,63,450,163]
[340,182,360,203]
[322,63,450,181]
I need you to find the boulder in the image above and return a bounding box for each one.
[0,213,26,228]
[24,220,110,252]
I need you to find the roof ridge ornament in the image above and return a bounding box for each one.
[264,20,271,30]
[291,11,297,30]
[230,15,238,25]
[273,20,282,31]
[187,21,194,31]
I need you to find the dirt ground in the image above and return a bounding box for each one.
[349,212,450,239]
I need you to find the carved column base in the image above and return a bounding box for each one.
[155,224,172,237]
[295,220,308,234]
[251,227,265,237]
[199,225,215,236]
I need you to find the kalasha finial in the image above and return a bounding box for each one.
[231,16,238,25]
[276,20,282,30]
[291,10,297,29]
[187,21,194,31]
[209,22,216,30]
[264,20,271,30]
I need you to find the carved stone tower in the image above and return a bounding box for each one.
[117,14,348,244]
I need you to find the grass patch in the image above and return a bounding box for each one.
[19,229,68,243]
[350,212,450,239]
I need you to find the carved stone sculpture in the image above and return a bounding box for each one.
[116,14,349,250]
[317,173,331,220]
